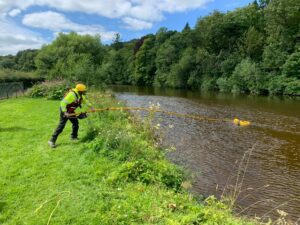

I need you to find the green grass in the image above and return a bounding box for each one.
[0,95,256,225]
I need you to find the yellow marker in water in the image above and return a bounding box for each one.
[233,118,251,126]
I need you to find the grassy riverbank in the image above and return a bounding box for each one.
[0,94,255,224]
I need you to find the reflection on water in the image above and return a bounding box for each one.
[110,85,300,222]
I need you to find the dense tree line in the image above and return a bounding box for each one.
[1,0,299,95]
[0,49,38,72]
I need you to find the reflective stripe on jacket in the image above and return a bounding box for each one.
[60,88,92,113]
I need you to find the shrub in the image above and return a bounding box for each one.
[282,47,300,79]
[268,76,300,96]
[26,80,69,99]
[284,78,300,96]
[107,159,184,190]
[231,58,266,94]
[201,77,217,91]
[216,77,232,93]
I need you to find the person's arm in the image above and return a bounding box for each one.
[82,95,95,111]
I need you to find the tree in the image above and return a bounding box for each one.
[35,32,104,83]
[112,33,123,50]
[155,40,177,86]
[187,48,216,89]
[182,23,191,33]
[15,49,38,71]
[195,4,263,54]
[263,0,300,71]
[166,48,195,88]
[0,56,16,69]
[231,58,266,94]
[282,47,300,79]
[155,27,176,46]
[134,36,156,86]
[240,26,265,61]
[258,0,270,8]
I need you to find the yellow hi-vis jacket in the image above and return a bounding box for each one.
[60,88,92,113]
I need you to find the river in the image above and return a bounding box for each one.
[110,85,300,222]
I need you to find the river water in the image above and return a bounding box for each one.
[110,85,300,222]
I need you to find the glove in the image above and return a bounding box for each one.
[64,112,71,118]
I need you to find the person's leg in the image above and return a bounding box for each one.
[69,117,79,139]
[50,111,68,144]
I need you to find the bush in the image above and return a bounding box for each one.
[26,80,69,99]
[282,47,300,79]
[268,76,300,96]
[201,77,217,91]
[284,78,300,95]
[107,159,184,190]
[216,77,232,93]
[231,58,266,94]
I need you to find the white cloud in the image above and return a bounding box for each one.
[8,8,21,17]
[22,11,116,41]
[0,0,213,54]
[0,20,45,55]
[23,11,71,31]
[122,17,152,30]
[157,0,213,12]
[128,1,164,22]
[1,0,212,25]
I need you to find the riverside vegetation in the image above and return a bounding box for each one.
[0,85,262,224]
[0,69,41,83]
[1,0,299,96]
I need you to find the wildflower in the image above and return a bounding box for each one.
[167,203,177,210]
[277,209,288,217]
[170,146,176,151]
[154,123,161,130]
[156,102,161,109]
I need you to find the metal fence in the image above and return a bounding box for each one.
[0,82,24,99]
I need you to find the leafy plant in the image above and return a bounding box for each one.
[107,159,184,190]
[26,80,69,99]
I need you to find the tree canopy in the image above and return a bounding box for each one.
[1,0,299,95]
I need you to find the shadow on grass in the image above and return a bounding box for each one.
[0,127,31,132]
[0,201,6,213]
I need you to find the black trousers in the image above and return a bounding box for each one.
[50,110,79,143]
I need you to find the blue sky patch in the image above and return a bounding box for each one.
[0,0,253,55]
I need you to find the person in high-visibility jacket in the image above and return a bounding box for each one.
[48,83,94,148]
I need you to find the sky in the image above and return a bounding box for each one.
[0,0,253,55]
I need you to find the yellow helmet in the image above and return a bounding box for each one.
[76,83,87,92]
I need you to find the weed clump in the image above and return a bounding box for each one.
[107,159,184,190]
